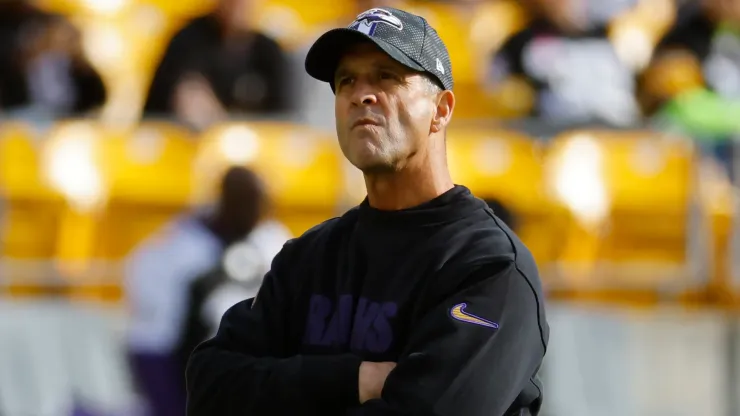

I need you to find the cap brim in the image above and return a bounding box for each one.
[305,28,425,86]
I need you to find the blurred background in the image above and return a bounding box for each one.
[1,0,740,415]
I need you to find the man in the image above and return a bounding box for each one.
[175,214,293,389]
[296,0,406,130]
[186,7,549,416]
[142,0,290,128]
[126,166,277,416]
[0,1,106,117]
[488,0,642,126]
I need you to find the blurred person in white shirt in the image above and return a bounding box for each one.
[124,166,290,416]
[173,216,292,380]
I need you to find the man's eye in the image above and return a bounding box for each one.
[338,77,353,86]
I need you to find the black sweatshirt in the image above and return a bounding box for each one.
[186,185,549,416]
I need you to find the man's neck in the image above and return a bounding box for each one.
[364,155,454,211]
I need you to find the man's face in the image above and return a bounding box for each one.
[527,0,587,32]
[217,0,255,30]
[334,43,438,173]
[706,0,740,22]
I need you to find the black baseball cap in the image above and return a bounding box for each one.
[305,7,453,91]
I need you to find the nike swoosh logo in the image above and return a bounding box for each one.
[449,303,499,329]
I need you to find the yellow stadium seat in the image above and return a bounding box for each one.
[444,125,567,270]
[545,130,708,298]
[0,120,105,299]
[6,120,197,302]
[258,0,354,49]
[0,123,63,260]
[138,0,217,19]
[99,122,197,206]
[91,121,199,260]
[22,120,108,299]
[699,159,736,305]
[0,123,56,201]
[196,121,344,236]
[34,0,108,16]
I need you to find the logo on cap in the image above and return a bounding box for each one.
[436,58,445,74]
[349,8,403,36]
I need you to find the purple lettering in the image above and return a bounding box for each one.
[351,298,380,351]
[366,302,397,353]
[303,294,332,345]
[321,294,354,346]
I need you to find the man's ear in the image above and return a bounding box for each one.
[430,90,455,134]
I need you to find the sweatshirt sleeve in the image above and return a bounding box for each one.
[347,260,548,416]
[185,240,363,416]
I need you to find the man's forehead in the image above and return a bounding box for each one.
[335,43,405,72]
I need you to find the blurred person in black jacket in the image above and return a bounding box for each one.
[0,0,106,117]
[488,0,643,126]
[143,0,291,129]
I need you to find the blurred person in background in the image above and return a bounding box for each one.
[487,0,644,127]
[0,0,106,118]
[174,215,291,385]
[143,0,291,130]
[642,0,740,178]
[124,166,289,416]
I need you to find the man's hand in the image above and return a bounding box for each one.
[358,361,396,404]
[173,73,227,130]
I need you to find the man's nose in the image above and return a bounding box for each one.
[351,82,378,106]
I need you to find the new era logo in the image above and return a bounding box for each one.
[436,58,445,74]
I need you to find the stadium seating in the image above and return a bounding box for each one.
[544,129,710,299]
[89,121,199,259]
[0,120,200,301]
[0,122,84,298]
[1,1,737,309]
[0,117,737,307]
[257,0,354,50]
[0,122,62,260]
[140,0,217,19]
[694,158,736,304]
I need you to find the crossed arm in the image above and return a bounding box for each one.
[186,252,547,416]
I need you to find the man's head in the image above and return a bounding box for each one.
[305,7,455,173]
[705,0,740,22]
[213,166,267,244]
[214,0,258,32]
[522,0,588,33]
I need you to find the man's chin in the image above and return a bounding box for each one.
[353,159,398,175]
[343,143,397,174]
